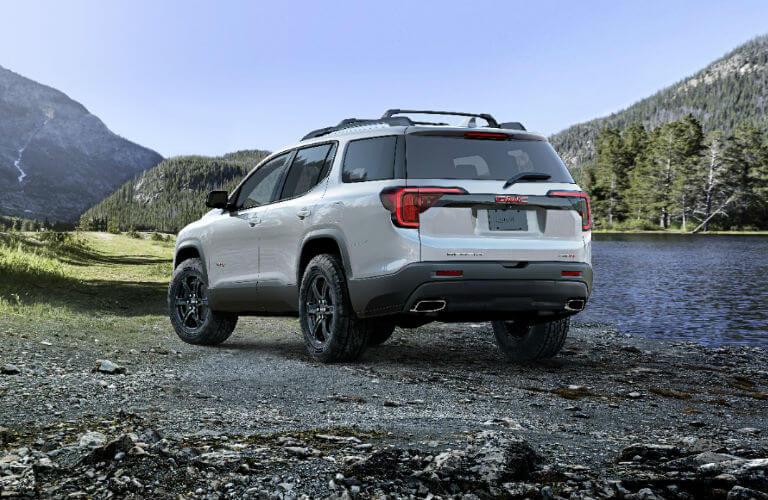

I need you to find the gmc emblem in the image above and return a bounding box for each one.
[495,195,529,204]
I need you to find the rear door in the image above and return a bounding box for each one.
[258,142,337,287]
[405,132,591,263]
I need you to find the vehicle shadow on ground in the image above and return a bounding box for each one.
[218,330,600,378]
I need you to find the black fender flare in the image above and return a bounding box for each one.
[174,240,208,277]
[296,229,353,284]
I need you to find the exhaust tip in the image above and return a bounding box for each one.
[410,299,447,313]
[565,299,586,312]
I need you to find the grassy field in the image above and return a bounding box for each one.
[0,231,176,347]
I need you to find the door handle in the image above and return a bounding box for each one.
[247,214,260,227]
[297,208,311,219]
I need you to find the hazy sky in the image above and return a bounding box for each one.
[1,1,766,157]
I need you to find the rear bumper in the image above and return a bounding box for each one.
[348,261,592,319]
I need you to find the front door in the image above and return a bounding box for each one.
[206,152,292,309]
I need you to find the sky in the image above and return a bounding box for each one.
[1,0,767,157]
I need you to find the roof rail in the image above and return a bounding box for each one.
[382,109,499,128]
[301,117,412,141]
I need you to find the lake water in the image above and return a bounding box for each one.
[575,234,768,346]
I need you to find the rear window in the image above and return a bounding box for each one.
[405,135,574,182]
[342,136,397,182]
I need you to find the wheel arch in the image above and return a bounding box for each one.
[297,231,352,284]
[174,241,207,272]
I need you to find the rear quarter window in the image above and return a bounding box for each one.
[342,136,397,182]
[279,143,335,200]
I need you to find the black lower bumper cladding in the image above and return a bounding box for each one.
[348,261,593,319]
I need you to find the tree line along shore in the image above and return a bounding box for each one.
[579,116,768,233]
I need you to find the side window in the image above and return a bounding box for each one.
[279,143,334,200]
[236,153,290,210]
[342,136,397,182]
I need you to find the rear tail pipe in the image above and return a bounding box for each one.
[564,299,586,312]
[411,299,447,313]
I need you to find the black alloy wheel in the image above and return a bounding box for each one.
[174,274,209,332]
[305,274,336,350]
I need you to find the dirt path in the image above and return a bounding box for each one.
[1,320,767,498]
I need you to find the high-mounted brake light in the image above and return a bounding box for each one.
[547,190,592,231]
[464,132,509,140]
[380,187,466,228]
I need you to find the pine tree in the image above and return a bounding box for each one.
[726,123,768,228]
[592,128,632,226]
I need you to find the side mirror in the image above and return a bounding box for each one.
[206,190,230,209]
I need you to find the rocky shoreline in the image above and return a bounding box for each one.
[1,321,766,498]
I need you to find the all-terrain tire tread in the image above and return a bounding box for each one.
[492,317,570,361]
[367,322,396,346]
[534,317,569,359]
[300,254,369,362]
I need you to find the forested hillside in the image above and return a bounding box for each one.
[80,150,270,233]
[583,117,768,231]
[551,35,768,173]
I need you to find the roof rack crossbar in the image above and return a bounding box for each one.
[381,109,499,128]
[301,116,412,141]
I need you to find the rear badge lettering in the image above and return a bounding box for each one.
[447,252,484,257]
[495,195,529,204]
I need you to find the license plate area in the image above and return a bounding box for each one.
[488,209,528,231]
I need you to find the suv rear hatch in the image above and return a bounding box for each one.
[399,130,591,263]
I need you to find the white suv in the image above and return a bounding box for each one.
[169,110,592,362]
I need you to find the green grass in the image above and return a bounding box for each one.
[0,231,176,347]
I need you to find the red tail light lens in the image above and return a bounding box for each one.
[547,190,592,231]
[561,270,581,277]
[380,187,466,228]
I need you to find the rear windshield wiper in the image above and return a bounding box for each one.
[503,172,551,188]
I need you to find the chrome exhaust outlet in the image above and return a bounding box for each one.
[410,299,447,313]
[564,299,586,312]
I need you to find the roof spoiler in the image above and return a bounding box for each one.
[499,121,526,131]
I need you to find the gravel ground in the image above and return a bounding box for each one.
[1,319,767,499]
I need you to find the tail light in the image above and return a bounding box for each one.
[548,190,592,231]
[380,187,466,228]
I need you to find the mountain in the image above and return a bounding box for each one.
[551,35,768,174]
[81,150,270,233]
[0,65,162,222]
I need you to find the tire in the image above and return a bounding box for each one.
[168,258,237,346]
[299,254,369,363]
[491,317,569,361]
[367,321,396,346]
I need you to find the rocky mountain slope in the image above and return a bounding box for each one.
[0,65,162,221]
[81,150,270,232]
[551,35,768,172]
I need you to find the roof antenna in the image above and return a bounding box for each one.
[460,116,477,128]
